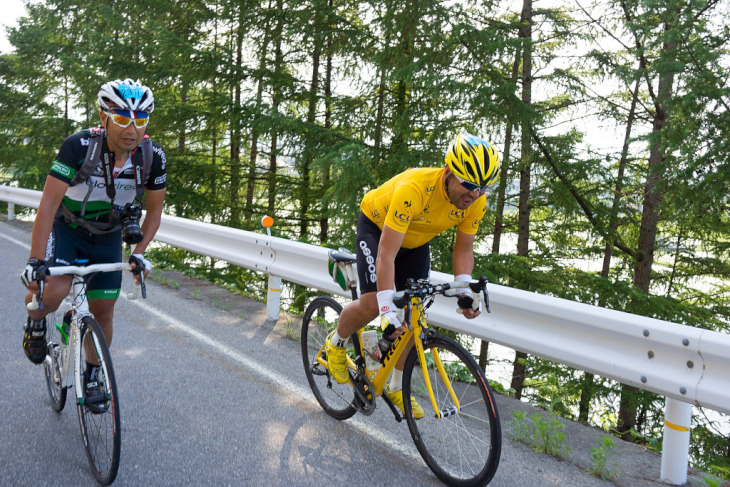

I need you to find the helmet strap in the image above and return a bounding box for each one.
[444,169,452,194]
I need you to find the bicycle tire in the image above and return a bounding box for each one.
[300,296,357,420]
[403,334,501,487]
[76,316,121,486]
[44,310,67,412]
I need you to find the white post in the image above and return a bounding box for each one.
[8,202,15,221]
[266,275,282,321]
[660,397,692,485]
[261,215,281,322]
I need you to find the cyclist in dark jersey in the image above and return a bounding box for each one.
[325,133,500,418]
[21,79,166,404]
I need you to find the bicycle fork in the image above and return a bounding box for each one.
[411,301,462,419]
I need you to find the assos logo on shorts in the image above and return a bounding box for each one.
[359,240,377,284]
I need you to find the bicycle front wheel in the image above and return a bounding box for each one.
[76,316,121,486]
[403,334,501,487]
[300,296,357,420]
[44,310,67,412]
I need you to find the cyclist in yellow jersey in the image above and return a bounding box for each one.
[326,133,500,418]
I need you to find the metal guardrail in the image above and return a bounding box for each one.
[3,184,728,484]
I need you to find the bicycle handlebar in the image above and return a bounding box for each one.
[26,262,146,311]
[392,275,490,313]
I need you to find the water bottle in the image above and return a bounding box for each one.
[54,299,72,345]
[361,329,381,372]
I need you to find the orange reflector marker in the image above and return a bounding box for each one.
[261,215,274,228]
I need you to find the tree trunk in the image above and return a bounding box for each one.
[229,17,244,226]
[319,6,333,244]
[618,13,677,442]
[511,0,533,400]
[581,76,641,422]
[482,43,521,373]
[245,1,273,220]
[267,0,284,214]
[300,2,323,238]
[178,85,187,155]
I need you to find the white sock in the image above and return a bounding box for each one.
[389,369,403,393]
[331,330,347,348]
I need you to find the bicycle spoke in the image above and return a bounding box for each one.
[43,310,67,412]
[77,317,120,486]
[404,335,501,486]
[301,296,357,420]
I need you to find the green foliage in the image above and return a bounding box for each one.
[3,0,730,475]
[475,253,728,332]
[509,410,532,444]
[508,400,571,460]
[690,418,730,480]
[488,380,516,396]
[146,245,266,300]
[532,411,571,459]
[589,436,619,480]
[627,427,662,454]
[700,474,726,487]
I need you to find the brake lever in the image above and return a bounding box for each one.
[37,273,46,311]
[482,288,490,313]
[140,271,147,299]
[474,275,490,313]
[129,257,148,299]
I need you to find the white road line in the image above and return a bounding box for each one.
[0,232,30,249]
[3,222,422,463]
[127,297,422,463]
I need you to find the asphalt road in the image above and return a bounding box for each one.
[0,218,707,487]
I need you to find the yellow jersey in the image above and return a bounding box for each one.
[360,167,487,249]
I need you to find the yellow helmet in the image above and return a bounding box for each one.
[445,133,500,189]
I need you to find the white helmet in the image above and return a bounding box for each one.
[97,78,154,113]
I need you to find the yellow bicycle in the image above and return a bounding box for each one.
[301,248,501,486]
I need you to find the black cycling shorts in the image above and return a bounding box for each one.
[46,218,123,300]
[355,212,430,295]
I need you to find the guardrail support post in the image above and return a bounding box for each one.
[266,275,282,321]
[8,202,15,221]
[660,397,692,485]
[261,215,281,322]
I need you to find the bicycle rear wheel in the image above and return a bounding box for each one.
[44,310,67,412]
[300,296,357,420]
[403,334,501,487]
[76,316,121,486]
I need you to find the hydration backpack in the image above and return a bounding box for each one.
[57,128,153,235]
[72,127,153,200]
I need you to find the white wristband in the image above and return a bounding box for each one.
[455,274,471,295]
[377,289,396,315]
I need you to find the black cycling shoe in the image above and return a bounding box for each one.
[23,317,47,364]
[84,366,108,414]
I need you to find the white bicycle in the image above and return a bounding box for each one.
[28,259,145,485]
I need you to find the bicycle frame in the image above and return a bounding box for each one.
[57,274,102,396]
[317,293,462,419]
[36,263,134,401]
[310,254,500,486]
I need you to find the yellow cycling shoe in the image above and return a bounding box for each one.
[386,388,424,419]
[325,333,349,384]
